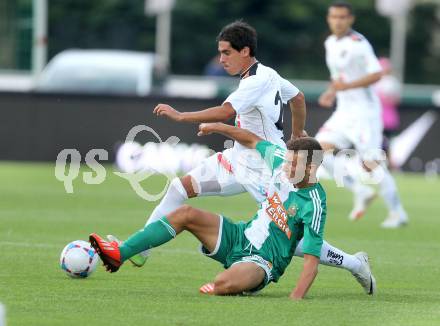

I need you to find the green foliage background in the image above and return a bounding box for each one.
[2,0,440,83]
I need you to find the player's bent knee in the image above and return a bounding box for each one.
[179,175,197,198]
[170,204,196,225]
[176,204,193,216]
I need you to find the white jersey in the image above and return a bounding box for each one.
[325,30,382,116]
[224,62,299,153]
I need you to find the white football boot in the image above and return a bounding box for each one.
[349,185,377,221]
[352,252,376,295]
[381,208,409,228]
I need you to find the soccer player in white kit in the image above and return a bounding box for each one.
[316,2,408,228]
[109,21,376,294]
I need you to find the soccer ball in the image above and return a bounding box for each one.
[60,240,99,278]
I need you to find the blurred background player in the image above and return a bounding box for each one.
[374,57,402,169]
[316,1,408,228]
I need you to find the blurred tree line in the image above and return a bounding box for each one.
[0,0,32,69]
[3,0,440,84]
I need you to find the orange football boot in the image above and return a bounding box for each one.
[89,233,122,273]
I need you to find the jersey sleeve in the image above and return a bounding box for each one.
[359,41,382,75]
[255,140,286,172]
[223,76,266,115]
[280,77,300,103]
[300,197,326,258]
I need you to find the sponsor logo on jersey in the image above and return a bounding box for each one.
[266,192,291,239]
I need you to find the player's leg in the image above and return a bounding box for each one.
[357,119,407,228]
[144,150,245,227]
[294,238,360,272]
[123,205,222,261]
[316,114,348,183]
[107,175,193,266]
[362,159,408,228]
[294,238,376,295]
[319,141,363,192]
[118,151,245,266]
[90,205,221,272]
[316,114,364,192]
[316,120,376,219]
[201,262,266,295]
[143,175,194,228]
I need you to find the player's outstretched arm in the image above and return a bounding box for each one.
[331,72,382,91]
[198,122,262,149]
[318,87,336,108]
[153,103,236,123]
[289,254,319,300]
[289,91,307,140]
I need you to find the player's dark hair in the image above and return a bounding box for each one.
[286,137,323,166]
[329,1,354,15]
[217,20,257,57]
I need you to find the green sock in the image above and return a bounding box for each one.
[119,216,176,262]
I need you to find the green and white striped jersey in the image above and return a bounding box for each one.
[243,140,327,281]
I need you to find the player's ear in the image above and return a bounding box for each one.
[240,46,250,57]
[349,15,355,25]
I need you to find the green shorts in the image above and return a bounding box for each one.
[200,215,274,292]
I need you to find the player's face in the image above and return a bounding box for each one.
[218,41,249,76]
[327,7,354,37]
[283,151,309,185]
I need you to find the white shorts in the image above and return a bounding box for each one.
[315,110,384,161]
[187,148,271,203]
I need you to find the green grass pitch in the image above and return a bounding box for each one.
[1,162,440,325]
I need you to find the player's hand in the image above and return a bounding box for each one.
[291,130,308,141]
[331,79,349,91]
[197,123,218,136]
[318,90,336,108]
[153,104,183,122]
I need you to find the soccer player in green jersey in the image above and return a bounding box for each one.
[90,124,376,298]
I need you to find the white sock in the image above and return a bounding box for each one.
[294,239,361,274]
[145,177,188,226]
[140,178,188,256]
[371,166,403,212]
[322,153,356,191]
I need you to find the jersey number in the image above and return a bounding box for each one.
[274,91,284,130]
